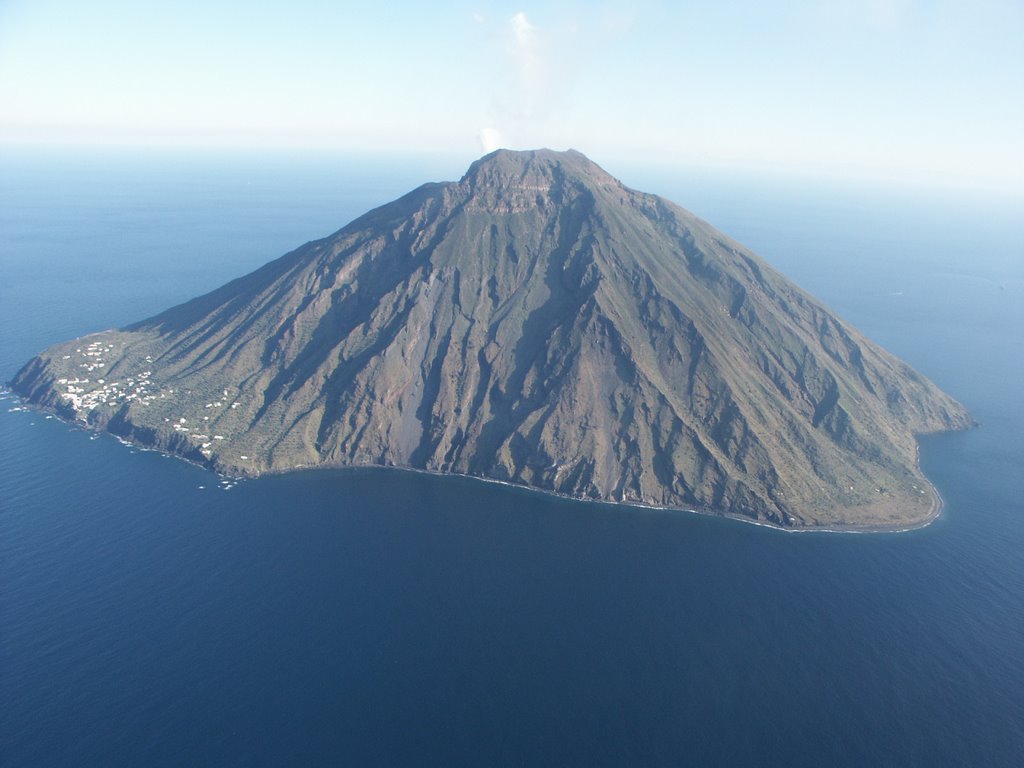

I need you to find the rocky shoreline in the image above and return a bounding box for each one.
[5,385,953,534]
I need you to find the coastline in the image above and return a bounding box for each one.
[4,387,951,535]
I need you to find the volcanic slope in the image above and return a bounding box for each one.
[11,149,973,529]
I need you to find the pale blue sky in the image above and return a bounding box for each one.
[1,0,1021,187]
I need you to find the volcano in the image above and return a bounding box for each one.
[11,149,973,529]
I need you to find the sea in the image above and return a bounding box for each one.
[2,148,1022,767]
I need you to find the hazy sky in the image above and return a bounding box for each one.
[1,0,1021,186]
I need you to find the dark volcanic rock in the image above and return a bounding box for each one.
[11,149,973,529]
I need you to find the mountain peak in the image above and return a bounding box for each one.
[462,148,617,188]
[458,149,619,213]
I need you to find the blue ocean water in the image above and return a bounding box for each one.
[2,148,1022,767]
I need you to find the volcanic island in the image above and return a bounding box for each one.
[10,149,973,530]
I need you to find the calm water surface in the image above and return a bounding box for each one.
[2,149,1022,766]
